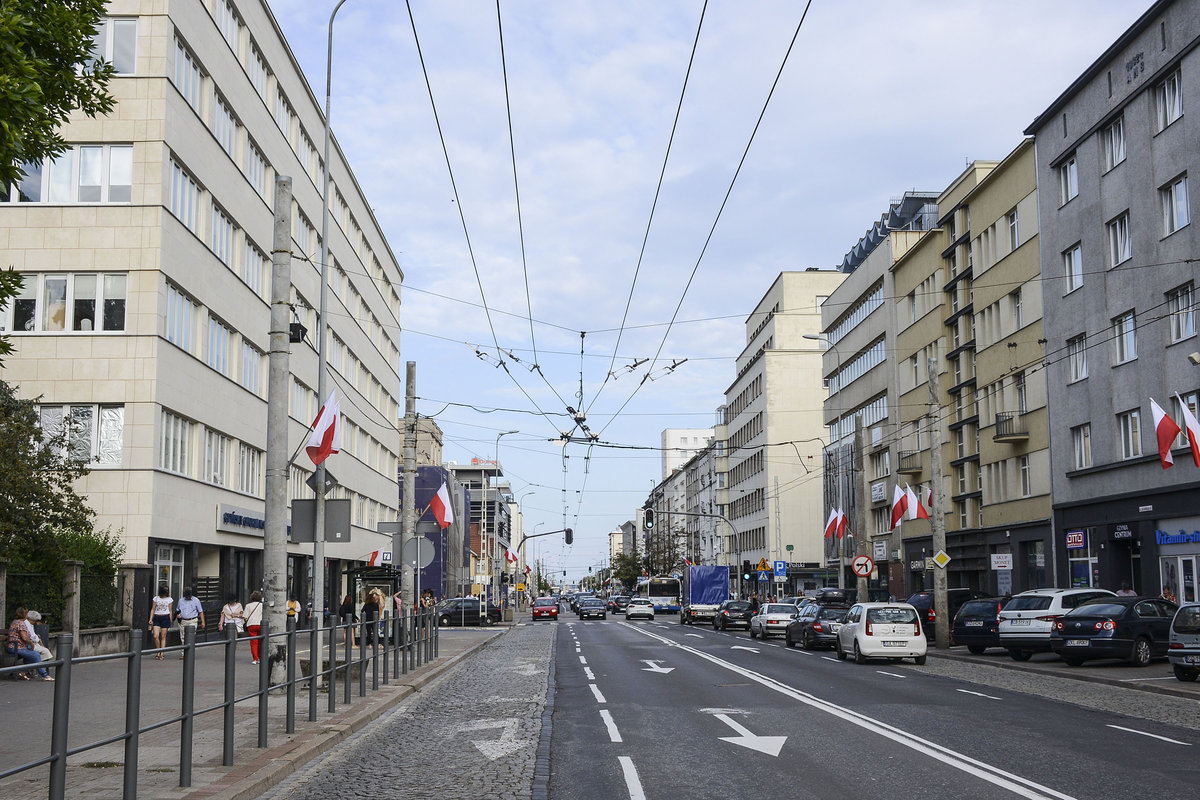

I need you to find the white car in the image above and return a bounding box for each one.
[997,587,1115,661]
[625,598,655,621]
[749,603,798,639]
[835,602,927,665]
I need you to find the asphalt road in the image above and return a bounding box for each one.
[549,615,1199,800]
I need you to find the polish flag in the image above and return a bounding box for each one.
[905,483,929,520]
[823,509,838,540]
[430,482,454,529]
[524,564,532,575]
[305,390,342,466]
[836,508,848,539]
[890,484,908,530]
[1176,393,1200,468]
[505,548,519,564]
[367,550,383,566]
[1150,397,1182,469]
[925,485,933,511]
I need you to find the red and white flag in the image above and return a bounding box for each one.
[524,564,532,575]
[430,482,454,529]
[925,484,933,511]
[836,508,848,539]
[505,548,519,564]
[823,508,838,540]
[905,483,930,520]
[1150,397,1182,469]
[890,484,908,530]
[367,549,384,566]
[305,390,342,466]
[1176,393,1200,468]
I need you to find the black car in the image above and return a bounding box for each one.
[951,597,1007,654]
[577,598,607,620]
[1050,596,1178,666]
[785,604,850,650]
[435,597,501,627]
[609,596,631,613]
[906,588,988,642]
[713,600,753,630]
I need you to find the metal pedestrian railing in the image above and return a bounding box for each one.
[0,607,439,800]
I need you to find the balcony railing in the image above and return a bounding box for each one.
[897,451,923,474]
[993,411,1029,442]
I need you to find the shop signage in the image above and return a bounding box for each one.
[873,539,887,561]
[1065,530,1087,550]
[1113,523,1133,540]
[991,553,1013,570]
[217,504,267,535]
[909,559,925,571]
[1156,529,1200,545]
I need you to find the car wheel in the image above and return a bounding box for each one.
[601,614,607,620]
[835,639,847,661]
[801,631,812,651]
[439,615,451,626]
[854,642,867,665]
[1173,665,1199,682]
[914,654,927,666]
[967,645,986,655]
[1064,657,1083,667]
[1130,637,1152,667]
[749,626,758,639]
[785,633,795,648]
[482,615,494,627]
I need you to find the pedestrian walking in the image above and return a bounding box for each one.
[5,607,51,680]
[149,584,174,659]
[361,590,381,644]
[286,593,302,627]
[338,594,358,646]
[1115,581,1137,597]
[175,587,205,658]
[244,592,264,664]
[219,593,244,639]
[21,610,53,663]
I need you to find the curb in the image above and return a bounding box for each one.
[185,630,506,800]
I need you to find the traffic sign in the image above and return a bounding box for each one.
[932,550,951,569]
[756,558,770,572]
[757,570,770,581]
[773,560,786,577]
[851,555,875,577]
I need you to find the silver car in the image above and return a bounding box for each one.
[749,603,798,639]
[1168,602,1200,681]
[625,598,655,621]
[997,588,1115,661]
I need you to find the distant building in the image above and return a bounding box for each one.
[661,428,714,479]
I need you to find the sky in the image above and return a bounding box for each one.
[265,0,1150,585]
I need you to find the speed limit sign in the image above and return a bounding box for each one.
[851,555,875,577]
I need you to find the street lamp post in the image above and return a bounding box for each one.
[804,333,847,589]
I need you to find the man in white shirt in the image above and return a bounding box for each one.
[23,610,53,662]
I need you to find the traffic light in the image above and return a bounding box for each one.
[742,559,752,580]
[565,528,573,545]
[644,507,655,529]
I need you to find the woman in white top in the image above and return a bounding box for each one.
[148,584,173,659]
[244,591,264,665]
[219,593,244,642]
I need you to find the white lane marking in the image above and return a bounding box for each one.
[589,683,607,703]
[579,656,587,665]
[599,709,622,743]
[712,713,787,756]
[957,689,1002,700]
[730,646,760,653]
[821,656,840,663]
[617,756,646,800]
[584,667,595,680]
[627,625,1079,800]
[877,671,906,679]
[792,649,814,656]
[1106,724,1192,745]
[1118,676,1177,682]
[684,633,704,638]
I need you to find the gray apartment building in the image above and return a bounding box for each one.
[1027,0,1200,601]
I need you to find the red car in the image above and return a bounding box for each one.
[532,597,559,620]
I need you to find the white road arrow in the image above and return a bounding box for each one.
[641,659,675,674]
[713,713,787,757]
[457,718,524,760]
[730,645,760,653]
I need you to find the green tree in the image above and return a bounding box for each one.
[610,551,645,592]
[0,0,115,189]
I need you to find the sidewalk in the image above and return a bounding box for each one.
[0,623,510,800]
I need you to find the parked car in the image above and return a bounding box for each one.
[577,598,607,620]
[785,604,850,650]
[1168,602,1200,681]
[906,588,989,642]
[749,603,799,639]
[811,587,855,605]
[998,588,1115,661]
[835,602,927,665]
[608,595,631,613]
[625,598,655,621]
[1050,596,1177,666]
[951,597,1007,654]
[435,597,501,627]
[531,597,559,621]
[713,600,753,630]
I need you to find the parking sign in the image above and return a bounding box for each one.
[773,560,786,577]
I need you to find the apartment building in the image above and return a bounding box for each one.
[661,427,714,479]
[1026,0,1200,600]
[680,420,727,567]
[0,1,404,606]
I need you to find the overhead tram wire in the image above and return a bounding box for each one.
[585,0,710,417]
[597,0,815,438]
[404,0,562,436]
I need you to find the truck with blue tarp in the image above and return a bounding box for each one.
[680,565,729,624]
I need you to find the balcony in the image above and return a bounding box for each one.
[993,411,1030,443]
[897,451,923,475]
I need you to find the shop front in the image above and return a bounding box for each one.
[1156,517,1200,604]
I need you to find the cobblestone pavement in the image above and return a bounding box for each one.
[258,621,556,800]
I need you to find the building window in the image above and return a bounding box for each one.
[1059,155,1078,204]
[216,0,242,53]
[1118,409,1141,459]
[1156,69,1182,131]
[241,240,267,298]
[1007,208,1019,250]
[8,144,132,204]
[165,282,199,355]
[1014,371,1027,413]
[169,159,200,233]
[1106,213,1130,266]
[1112,311,1136,364]
[3,272,126,333]
[205,429,231,486]
[247,41,268,100]
[210,205,235,267]
[213,96,237,157]
[1072,424,1092,469]
[244,139,268,199]
[161,411,194,476]
[207,316,232,377]
[39,404,124,465]
[173,37,205,114]
[1063,244,1083,292]
[238,443,262,495]
[1011,287,1023,331]
[240,341,263,396]
[1103,116,1125,170]
[1174,392,1200,450]
[1161,175,1190,236]
[1019,455,1031,497]
[1167,284,1196,341]
[90,17,137,75]
[1067,334,1087,382]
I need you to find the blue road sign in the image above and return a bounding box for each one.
[757,570,770,581]
[773,560,786,577]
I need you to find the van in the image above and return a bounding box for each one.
[1168,602,1200,682]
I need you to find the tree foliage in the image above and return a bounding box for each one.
[0,0,115,189]
[609,550,645,592]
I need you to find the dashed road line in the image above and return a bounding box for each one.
[956,689,1002,700]
[579,656,587,665]
[877,671,906,679]
[589,683,607,703]
[617,756,646,800]
[1106,724,1191,745]
[599,709,622,742]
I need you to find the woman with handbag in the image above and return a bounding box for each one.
[243,591,264,664]
[219,593,244,643]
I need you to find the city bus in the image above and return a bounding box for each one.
[636,576,682,613]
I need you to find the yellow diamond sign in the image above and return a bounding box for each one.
[932,550,951,569]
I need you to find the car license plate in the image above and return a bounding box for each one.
[1185,655,1200,665]
[830,623,841,632]
[1009,619,1031,626]
[1066,639,1089,647]
[883,640,906,647]
[965,621,984,627]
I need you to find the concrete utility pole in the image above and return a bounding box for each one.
[263,176,292,677]
[928,357,950,650]
[401,363,417,609]
[854,416,869,602]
